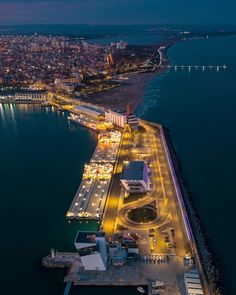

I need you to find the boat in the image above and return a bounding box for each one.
[57,107,64,112]
[68,114,98,131]
[41,101,51,107]
[137,287,145,293]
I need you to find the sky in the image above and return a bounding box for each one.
[0,0,235,25]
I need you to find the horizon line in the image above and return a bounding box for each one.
[1,23,236,27]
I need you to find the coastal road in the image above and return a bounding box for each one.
[103,121,190,257]
[115,122,190,257]
[143,122,191,257]
[117,125,170,230]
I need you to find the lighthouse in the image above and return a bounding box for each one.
[51,248,55,259]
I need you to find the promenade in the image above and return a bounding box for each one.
[43,110,209,295]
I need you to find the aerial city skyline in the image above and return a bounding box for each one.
[0,1,235,295]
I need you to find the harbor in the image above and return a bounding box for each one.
[42,103,209,295]
[0,90,213,295]
[66,130,122,220]
[43,250,188,292]
[0,26,234,295]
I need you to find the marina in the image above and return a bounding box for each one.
[44,111,210,295]
[1,26,234,295]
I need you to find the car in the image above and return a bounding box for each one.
[164,236,170,243]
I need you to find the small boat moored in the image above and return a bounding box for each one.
[137,286,145,293]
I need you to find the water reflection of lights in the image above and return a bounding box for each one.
[9,103,16,123]
[0,103,5,121]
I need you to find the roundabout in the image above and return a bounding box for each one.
[127,206,157,224]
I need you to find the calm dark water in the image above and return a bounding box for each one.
[0,34,235,295]
[141,35,236,295]
[0,105,98,294]
[91,33,165,45]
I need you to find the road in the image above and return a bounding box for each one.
[141,122,190,256]
[102,129,132,236]
[117,123,171,231]
[103,121,190,257]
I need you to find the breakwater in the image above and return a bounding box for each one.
[162,126,224,295]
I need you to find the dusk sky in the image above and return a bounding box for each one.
[0,0,235,25]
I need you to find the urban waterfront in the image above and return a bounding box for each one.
[0,34,235,295]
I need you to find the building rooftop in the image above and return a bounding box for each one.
[78,245,99,257]
[75,231,97,244]
[15,90,47,94]
[121,161,147,181]
[107,109,126,115]
[75,231,105,244]
[75,105,104,117]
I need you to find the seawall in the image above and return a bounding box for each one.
[161,125,224,295]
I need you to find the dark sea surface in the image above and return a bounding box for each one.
[0,105,98,294]
[0,33,235,295]
[91,33,165,45]
[140,35,236,295]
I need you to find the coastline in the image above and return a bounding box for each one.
[83,39,176,112]
[86,71,157,112]
[162,126,223,295]
[2,32,235,295]
[80,38,224,294]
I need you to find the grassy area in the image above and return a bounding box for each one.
[127,206,157,223]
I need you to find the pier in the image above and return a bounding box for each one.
[66,131,121,220]
[43,251,189,294]
[160,64,227,71]
[44,112,211,295]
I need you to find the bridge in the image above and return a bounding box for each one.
[159,64,227,72]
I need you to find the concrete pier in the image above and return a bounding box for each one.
[43,251,189,294]
[67,131,121,220]
[43,119,212,295]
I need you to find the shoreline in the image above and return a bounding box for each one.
[82,39,176,112]
[162,126,223,295]
[42,117,212,295]
[86,71,158,112]
[78,37,224,294]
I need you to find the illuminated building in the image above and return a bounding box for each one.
[105,106,139,129]
[105,109,126,128]
[14,90,47,101]
[106,53,114,66]
[120,161,151,193]
[74,105,104,120]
